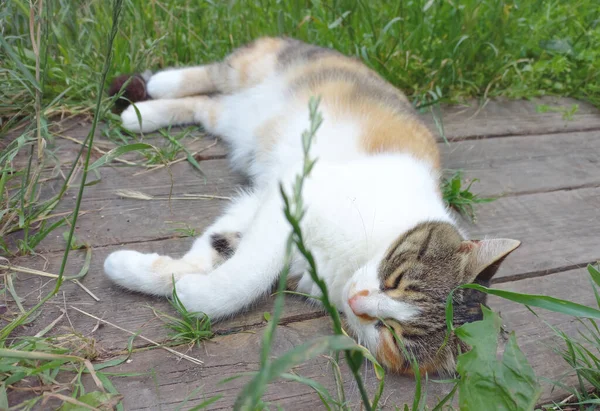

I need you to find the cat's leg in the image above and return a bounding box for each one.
[145,65,221,99]
[173,189,290,319]
[145,37,288,100]
[103,191,261,296]
[120,95,222,133]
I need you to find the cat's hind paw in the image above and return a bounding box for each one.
[104,250,169,295]
[146,70,184,99]
[120,103,164,133]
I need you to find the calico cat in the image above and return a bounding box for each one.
[104,37,520,374]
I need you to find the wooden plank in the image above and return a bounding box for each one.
[6,97,600,153]
[72,159,243,201]
[59,268,594,410]
[19,127,599,253]
[66,129,600,203]
[442,130,600,197]
[7,158,243,253]
[466,187,600,281]
[421,97,600,141]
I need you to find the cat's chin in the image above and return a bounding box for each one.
[341,308,381,354]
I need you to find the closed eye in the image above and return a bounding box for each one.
[404,283,422,293]
[382,271,405,291]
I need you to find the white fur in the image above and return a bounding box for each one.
[146,70,185,99]
[105,66,457,355]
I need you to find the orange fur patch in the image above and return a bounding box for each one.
[359,110,439,169]
[255,115,284,160]
[228,37,286,88]
[377,331,406,372]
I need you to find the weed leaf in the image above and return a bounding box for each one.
[461,283,600,319]
[588,263,600,288]
[456,307,541,410]
[58,391,122,410]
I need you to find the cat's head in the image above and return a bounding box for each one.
[342,221,520,375]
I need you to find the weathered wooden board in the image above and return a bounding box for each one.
[467,186,600,281]
[55,268,594,411]
[6,97,600,160]
[18,127,600,255]
[7,117,227,169]
[7,175,599,351]
[421,96,600,140]
[53,128,600,203]
[441,130,600,197]
[5,97,600,409]
[8,180,600,351]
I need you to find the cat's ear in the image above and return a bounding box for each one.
[460,239,521,283]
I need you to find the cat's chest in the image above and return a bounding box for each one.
[289,197,394,301]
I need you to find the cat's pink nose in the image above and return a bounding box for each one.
[348,290,375,321]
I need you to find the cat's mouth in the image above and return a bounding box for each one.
[355,313,376,323]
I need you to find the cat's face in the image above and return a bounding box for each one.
[341,222,520,375]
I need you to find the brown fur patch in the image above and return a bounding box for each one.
[225,37,287,89]
[377,331,406,372]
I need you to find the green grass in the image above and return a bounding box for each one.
[442,171,495,222]
[2,0,600,126]
[541,264,600,409]
[152,280,214,348]
[1,1,130,409]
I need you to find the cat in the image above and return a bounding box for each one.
[104,37,520,374]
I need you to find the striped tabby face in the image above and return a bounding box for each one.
[342,222,520,375]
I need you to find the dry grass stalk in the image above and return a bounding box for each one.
[0,262,66,279]
[34,312,66,338]
[133,139,219,176]
[57,134,140,167]
[0,256,97,301]
[69,305,204,365]
[72,280,100,302]
[115,189,230,201]
[42,392,103,410]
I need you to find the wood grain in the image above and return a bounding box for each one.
[421,96,600,141]
[442,130,600,197]
[466,186,600,281]
[13,126,599,254]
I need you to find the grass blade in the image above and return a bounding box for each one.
[459,283,600,319]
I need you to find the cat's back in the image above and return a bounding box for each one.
[272,38,440,169]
